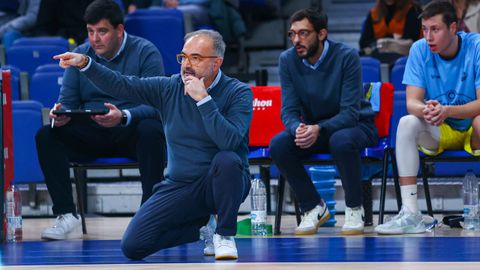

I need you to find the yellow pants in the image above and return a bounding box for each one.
[418,124,480,156]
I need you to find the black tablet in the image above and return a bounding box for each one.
[52,109,109,116]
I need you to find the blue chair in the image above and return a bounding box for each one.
[125,15,184,76]
[12,100,44,184]
[29,71,63,107]
[390,56,407,91]
[360,56,381,83]
[1,65,21,100]
[70,157,139,234]
[34,63,64,74]
[12,37,70,51]
[6,45,67,78]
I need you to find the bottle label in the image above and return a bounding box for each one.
[251,210,266,224]
[464,206,479,218]
[7,216,22,229]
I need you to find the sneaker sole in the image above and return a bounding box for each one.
[204,249,215,256]
[295,211,331,236]
[341,228,364,235]
[215,254,238,260]
[375,227,426,235]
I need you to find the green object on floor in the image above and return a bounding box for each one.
[236,218,272,236]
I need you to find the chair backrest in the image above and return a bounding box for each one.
[12,36,70,51]
[6,45,67,78]
[35,63,64,74]
[249,86,284,147]
[125,14,184,76]
[29,71,63,107]
[391,56,407,91]
[12,100,45,184]
[360,56,381,83]
[1,65,21,100]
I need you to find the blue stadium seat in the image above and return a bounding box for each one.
[29,72,63,107]
[390,56,407,91]
[125,14,184,76]
[6,45,67,78]
[35,63,64,74]
[12,100,44,184]
[360,56,381,83]
[13,36,70,51]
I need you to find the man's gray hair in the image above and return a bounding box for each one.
[184,29,226,58]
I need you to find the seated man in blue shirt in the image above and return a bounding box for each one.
[375,0,480,235]
[269,8,378,236]
[54,29,252,260]
[36,0,166,241]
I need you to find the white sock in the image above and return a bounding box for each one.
[400,184,418,213]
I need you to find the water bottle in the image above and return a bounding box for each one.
[5,185,23,242]
[463,170,479,230]
[250,177,267,236]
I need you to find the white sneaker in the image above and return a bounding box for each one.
[41,213,82,240]
[213,234,238,260]
[295,203,331,235]
[199,215,216,256]
[375,205,426,235]
[342,206,364,235]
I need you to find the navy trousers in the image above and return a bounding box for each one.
[121,151,250,260]
[35,118,166,215]
[269,121,377,211]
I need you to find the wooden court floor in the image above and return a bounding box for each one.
[2,214,480,270]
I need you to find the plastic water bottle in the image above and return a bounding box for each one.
[463,170,479,230]
[5,185,23,242]
[250,178,267,236]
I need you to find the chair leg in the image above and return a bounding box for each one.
[379,148,390,224]
[274,174,285,235]
[259,165,272,214]
[73,167,87,234]
[362,180,373,226]
[391,149,402,211]
[293,197,301,226]
[421,161,434,217]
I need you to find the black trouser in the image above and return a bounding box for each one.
[121,151,250,260]
[269,122,377,212]
[35,118,166,215]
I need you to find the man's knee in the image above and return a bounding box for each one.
[121,238,149,260]
[269,131,294,158]
[329,129,355,153]
[35,125,54,146]
[212,151,242,171]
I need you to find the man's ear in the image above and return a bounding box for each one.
[318,28,328,42]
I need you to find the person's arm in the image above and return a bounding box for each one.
[279,52,302,137]
[440,89,480,119]
[359,13,376,54]
[406,85,426,118]
[55,52,165,109]
[125,41,165,124]
[198,82,252,150]
[0,0,41,37]
[318,50,361,135]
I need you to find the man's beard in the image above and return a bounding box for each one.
[297,38,320,59]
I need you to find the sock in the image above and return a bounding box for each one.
[400,184,418,213]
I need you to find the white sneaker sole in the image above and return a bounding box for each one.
[41,227,83,240]
[341,226,364,235]
[375,226,426,235]
[215,253,238,260]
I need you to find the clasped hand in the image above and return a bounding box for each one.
[295,123,320,149]
[423,100,447,126]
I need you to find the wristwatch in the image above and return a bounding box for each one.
[120,110,128,126]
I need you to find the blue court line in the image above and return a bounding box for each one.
[2,237,480,266]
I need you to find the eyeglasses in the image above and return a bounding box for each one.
[287,29,315,40]
[176,53,218,66]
